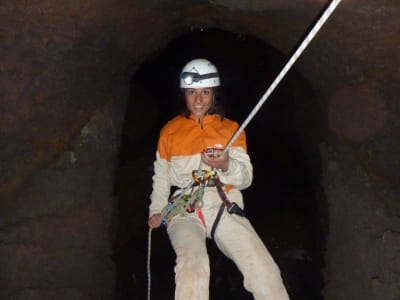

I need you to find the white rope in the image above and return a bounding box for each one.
[223,0,342,152]
[147,228,152,300]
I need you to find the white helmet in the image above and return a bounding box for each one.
[180,58,220,88]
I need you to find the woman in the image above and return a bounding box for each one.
[148,58,289,300]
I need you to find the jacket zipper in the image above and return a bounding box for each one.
[198,117,203,129]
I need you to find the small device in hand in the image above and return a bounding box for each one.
[205,147,217,157]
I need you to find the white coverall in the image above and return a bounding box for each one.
[149,114,289,300]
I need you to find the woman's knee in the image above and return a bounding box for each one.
[175,253,210,280]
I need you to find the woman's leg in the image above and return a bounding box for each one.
[213,212,290,300]
[168,215,210,300]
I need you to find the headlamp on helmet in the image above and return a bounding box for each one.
[181,71,219,86]
[180,59,220,88]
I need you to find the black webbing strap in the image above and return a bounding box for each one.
[215,178,245,217]
[210,203,224,239]
[210,178,246,239]
[214,178,232,206]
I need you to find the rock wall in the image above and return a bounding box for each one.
[0,103,124,299]
[321,142,400,300]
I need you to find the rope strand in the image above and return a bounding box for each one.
[223,0,342,152]
[147,228,152,300]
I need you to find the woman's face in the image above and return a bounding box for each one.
[184,88,214,118]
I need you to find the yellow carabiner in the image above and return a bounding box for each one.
[192,169,217,184]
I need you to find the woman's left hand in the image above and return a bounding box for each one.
[201,149,229,172]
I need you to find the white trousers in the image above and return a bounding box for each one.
[167,204,290,300]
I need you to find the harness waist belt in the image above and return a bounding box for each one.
[192,180,217,187]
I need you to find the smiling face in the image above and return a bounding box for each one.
[184,88,214,118]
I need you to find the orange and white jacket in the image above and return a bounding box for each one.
[149,114,253,217]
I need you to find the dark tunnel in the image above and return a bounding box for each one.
[113,28,326,300]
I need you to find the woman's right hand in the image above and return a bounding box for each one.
[148,213,163,229]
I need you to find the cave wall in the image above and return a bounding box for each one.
[0,1,175,298]
[0,102,123,299]
[0,1,399,299]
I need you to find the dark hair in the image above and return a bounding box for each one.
[181,88,225,120]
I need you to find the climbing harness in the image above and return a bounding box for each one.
[160,187,205,225]
[159,169,217,225]
[160,168,244,226]
[215,177,245,217]
[147,1,343,298]
[210,177,245,239]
